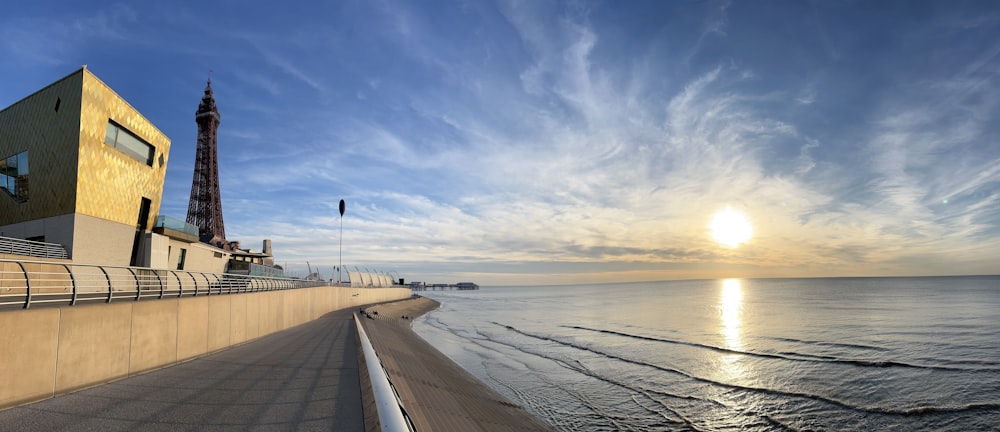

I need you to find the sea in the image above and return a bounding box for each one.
[412,277,1000,431]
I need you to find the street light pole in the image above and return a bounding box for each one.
[338,199,345,286]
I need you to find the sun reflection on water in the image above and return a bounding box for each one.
[718,279,750,385]
[720,279,743,350]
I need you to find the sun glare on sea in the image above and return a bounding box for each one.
[710,206,753,248]
[720,279,743,349]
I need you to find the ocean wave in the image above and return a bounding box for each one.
[474,324,722,430]
[502,323,1000,417]
[567,325,989,372]
[764,336,890,353]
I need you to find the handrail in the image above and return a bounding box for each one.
[0,258,335,310]
[0,236,68,260]
[354,313,416,432]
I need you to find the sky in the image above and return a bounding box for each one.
[2,0,999,285]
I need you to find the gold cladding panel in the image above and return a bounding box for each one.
[0,70,84,225]
[77,70,170,228]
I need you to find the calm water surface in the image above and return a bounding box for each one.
[413,277,1000,431]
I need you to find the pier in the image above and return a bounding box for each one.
[409,281,480,291]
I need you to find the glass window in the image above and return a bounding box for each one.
[104,121,154,166]
[0,151,28,202]
[15,151,27,199]
[0,157,9,194]
[104,122,118,147]
[116,129,154,165]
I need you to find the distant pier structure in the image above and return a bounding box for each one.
[410,282,479,291]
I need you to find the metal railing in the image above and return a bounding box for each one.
[0,258,329,310]
[355,313,417,432]
[0,236,68,260]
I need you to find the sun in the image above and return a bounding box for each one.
[710,206,753,248]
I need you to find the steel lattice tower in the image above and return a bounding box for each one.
[186,79,227,246]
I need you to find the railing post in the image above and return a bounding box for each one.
[200,273,212,295]
[157,269,165,299]
[127,268,140,301]
[188,271,199,296]
[171,271,182,297]
[63,264,77,306]
[99,266,113,303]
[15,261,31,309]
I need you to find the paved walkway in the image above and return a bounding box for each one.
[0,298,554,431]
[0,308,364,432]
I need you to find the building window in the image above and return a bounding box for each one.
[177,248,187,270]
[104,120,154,166]
[0,151,28,202]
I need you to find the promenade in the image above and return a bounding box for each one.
[0,297,553,431]
[0,307,364,431]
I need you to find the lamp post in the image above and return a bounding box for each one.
[338,199,345,286]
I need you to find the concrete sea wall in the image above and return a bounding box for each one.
[0,286,410,409]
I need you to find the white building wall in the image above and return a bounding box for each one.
[71,214,136,266]
[145,232,170,269]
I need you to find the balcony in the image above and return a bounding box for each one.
[153,215,199,243]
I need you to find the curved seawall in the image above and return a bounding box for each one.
[0,286,411,409]
[359,297,554,431]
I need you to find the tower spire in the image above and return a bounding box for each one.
[186,77,227,247]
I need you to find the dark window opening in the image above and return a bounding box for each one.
[130,197,152,267]
[54,97,61,112]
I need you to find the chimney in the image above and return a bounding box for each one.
[263,239,272,256]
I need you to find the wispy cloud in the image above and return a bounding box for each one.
[253,47,326,93]
[6,0,997,283]
[0,5,137,66]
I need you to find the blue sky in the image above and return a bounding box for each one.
[2,0,998,285]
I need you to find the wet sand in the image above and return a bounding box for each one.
[359,296,553,432]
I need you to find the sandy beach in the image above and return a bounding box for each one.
[359,296,553,432]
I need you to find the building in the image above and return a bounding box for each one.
[0,67,172,267]
[1,67,283,275]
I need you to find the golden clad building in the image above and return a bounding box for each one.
[0,67,170,267]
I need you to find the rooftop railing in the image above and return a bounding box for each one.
[155,215,199,237]
[0,258,330,310]
[0,236,68,260]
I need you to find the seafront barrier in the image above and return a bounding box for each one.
[359,298,554,431]
[0,283,410,409]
